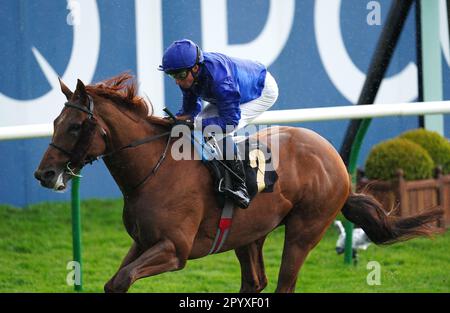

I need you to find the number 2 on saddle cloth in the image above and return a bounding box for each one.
[190,130,278,210]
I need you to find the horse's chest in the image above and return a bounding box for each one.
[122,207,159,246]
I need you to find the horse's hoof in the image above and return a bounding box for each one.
[104,280,116,293]
[104,283,129,293]
[104,270,132,293]
[104,276,129,293]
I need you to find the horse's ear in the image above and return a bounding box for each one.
[58,77,73,100]
[72,79,87,104]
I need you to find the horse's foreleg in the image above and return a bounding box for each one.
[234,236,268,293]
[108,239,185,293]
[104,242,142,293]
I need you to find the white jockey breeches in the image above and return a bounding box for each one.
[195,72,279,132]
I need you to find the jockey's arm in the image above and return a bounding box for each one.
[201,76,241,132]
[201,101,240,132]
[177,89,202,118]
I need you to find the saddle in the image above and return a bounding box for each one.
[192,132,278,209]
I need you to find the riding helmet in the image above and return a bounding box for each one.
[158,39,204,73]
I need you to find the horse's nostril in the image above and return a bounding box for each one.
[34,170,42,181]
[43,170,56,180]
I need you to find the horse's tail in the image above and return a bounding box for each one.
[341,192,444,245]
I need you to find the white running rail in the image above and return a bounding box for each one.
[251,101,450,125]
[0,101,449,140]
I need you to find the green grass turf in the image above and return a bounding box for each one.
[0,199,448,292]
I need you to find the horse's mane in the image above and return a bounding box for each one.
[86,73,172,128]
[86,72,150,117]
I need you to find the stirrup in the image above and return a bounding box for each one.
[231,192,250,209]
[218,178,225,193]
[220,186,250,208]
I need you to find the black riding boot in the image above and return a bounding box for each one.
[224,157,250,209]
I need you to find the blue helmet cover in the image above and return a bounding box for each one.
[159,39,204,72]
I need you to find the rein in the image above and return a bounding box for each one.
[100,131,172,190]
[50,95,172,191]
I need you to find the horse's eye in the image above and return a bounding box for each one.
[68,124,82,134]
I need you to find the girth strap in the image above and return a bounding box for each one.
[208,200,235,255]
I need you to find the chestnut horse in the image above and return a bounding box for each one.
[34,74,443,293]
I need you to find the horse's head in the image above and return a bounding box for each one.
[34,78,107,191]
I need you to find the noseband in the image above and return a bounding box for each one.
[49,95,172,190]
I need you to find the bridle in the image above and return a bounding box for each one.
[49,95,98,166]
[49,95,172,190]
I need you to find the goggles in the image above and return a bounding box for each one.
[167,69,189,81]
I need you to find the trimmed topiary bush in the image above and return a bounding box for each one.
[365,138,434,181]
[399,128,450,174]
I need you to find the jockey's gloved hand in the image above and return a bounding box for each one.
[174,119,194,129]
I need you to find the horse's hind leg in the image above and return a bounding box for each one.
[234,236,268,293]
[275,208,337,293]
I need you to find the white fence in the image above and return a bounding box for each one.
[0,123,53,140]
[251,101,450,124]
[0,101,449,140]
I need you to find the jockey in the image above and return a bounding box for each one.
[159,39,279,208]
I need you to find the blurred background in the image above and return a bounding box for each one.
[0,0,449,293]
[1,0,449,207]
